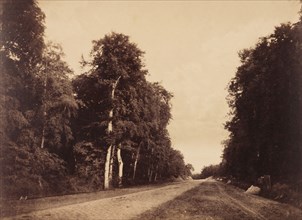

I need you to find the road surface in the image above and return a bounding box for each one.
[3,179,302,220]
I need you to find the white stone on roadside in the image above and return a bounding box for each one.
[245,185,261,195]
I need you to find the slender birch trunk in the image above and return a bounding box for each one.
[104,145,111,189]
[154,164,159,182]
[40,117,46,148]
[154,172,158,182]
[104,76,121,189]
[117,144,123,187]
[149,170,153,183]
[132,145,141,180]
[108,145,115,186]
[40,65,47,149]
[148,164,153,183]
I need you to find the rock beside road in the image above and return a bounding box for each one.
[245,185,261,195]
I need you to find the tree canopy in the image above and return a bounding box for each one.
[73,32,189,189]
[1,0,77,197]
[222,19,302,183]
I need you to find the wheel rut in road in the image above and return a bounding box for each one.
[136,179,302,220]
[214,182,266,220]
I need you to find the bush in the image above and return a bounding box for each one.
[269,182,302,209]
[200,164,223,179]
[192,173,202,179]
[1,141,69,199]
[72,142,105,191]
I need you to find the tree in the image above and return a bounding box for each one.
[185,163,194,177]
[133,82,174,183]
[200,164,221,179]
[0,0,75,198]
[223,19,302,183]
[0,0,45,112]
[74,32,147,189]
[73,32,180,188]
[36,42,78,162]
[0,0,45,144]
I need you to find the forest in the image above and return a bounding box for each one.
[200,9,302,206]
[222,17,302,184]
[0,0,192,198]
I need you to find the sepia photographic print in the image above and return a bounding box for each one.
[0,0,302,219]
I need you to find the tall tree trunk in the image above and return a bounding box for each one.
[148,164,153,183]
[40,67,47,149]
[40,120,46,148]
[109,145,115,187]
[132,145,141,180]
[117,144,123,187]
[154,164,159,182]
[104,145,112,189]
[103,76,121,189]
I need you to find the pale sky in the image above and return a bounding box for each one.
[39,0,301,173]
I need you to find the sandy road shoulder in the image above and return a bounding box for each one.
[214,181,266,220]
[214,180,302,220]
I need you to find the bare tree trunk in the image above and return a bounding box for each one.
[104,145,112,189]
[117,144,123,187]
[108,109,113,131]
[40,68,47,149]
[103,76,121,189]
[40,120,46,148]
[147,166,151,177]
[109,145,115,186]
[132,145,141,180]
[104,136,115,189]
[154,164,159,182]
[148,164,153,183]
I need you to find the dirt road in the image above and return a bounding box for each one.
[3,180,201,220]
[3,179,302,220]
[137,179,302,220]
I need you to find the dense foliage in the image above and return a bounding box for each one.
[200,164,222,179]
[73,33,191,189]
[1,0,190,198]
[0,0,74,198]
[222,19,302,184]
